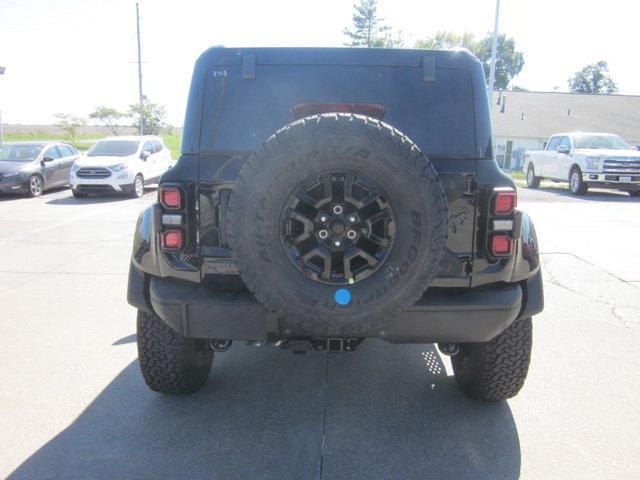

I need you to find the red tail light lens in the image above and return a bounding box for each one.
[493,192,517,215]
[491,234,513,257]
[292,103,385,120]
[159,187,182,210]
[161,230,183,251]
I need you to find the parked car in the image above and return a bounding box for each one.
[70,136,172,198]
[127,47,544,401]
[0,142,79,197]
[523,132,640,196]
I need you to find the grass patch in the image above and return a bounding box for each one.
[161,133,181,159]
[507,171,525,180]
[5,132,182,159]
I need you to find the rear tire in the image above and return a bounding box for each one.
[131,175,144,198]
[569,167,588,195]
[451,317,532,401]
[526,165,541,188]
[72,189,88,198]
[137,310,213,394]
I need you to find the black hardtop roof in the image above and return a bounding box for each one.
[195,46,479,69]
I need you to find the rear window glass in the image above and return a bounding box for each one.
[200,65,476,159]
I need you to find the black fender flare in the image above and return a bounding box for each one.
[511,211,544,320]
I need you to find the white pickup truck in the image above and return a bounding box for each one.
[523,132,640,196]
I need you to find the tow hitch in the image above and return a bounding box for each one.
[257,338,365,354]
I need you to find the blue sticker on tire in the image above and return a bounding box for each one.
[334,288,351,305]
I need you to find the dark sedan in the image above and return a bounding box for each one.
[0,142,80,197]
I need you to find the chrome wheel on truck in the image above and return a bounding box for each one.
[569,167,587,195]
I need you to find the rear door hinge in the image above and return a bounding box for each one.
[461,257,473,275]
[242,53,256,79]
[465,176,477,195]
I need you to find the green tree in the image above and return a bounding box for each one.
[474,34,524,90]
[370,30,404,48]
[568,61,617,94]
[343,0,393,47]
[89,106,126,135]
[53,113,86,145]
[414,31,474,50]
[128,97,167,135]
[414,31,524,90]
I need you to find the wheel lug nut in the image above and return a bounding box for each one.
[334,240,342,247]
[318,230,328,239]
[333,205,343,215]
[348,216,356,223]
[347,230,357,240]
[320,215,327,222]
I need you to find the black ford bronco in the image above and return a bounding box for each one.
[127,47,543,401]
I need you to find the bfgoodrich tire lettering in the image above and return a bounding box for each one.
[137,310,213,394]
[228,113,448,334]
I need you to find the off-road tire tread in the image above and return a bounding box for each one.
[228,113,447,333]
[452,317,532,401]
[137,310,213,394]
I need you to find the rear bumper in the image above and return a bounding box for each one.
[129,263,543,343]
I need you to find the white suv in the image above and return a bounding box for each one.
[70,136,172,198]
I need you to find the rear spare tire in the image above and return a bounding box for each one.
[228,113,447,335]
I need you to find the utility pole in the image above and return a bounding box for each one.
[136,2,144,135]
[0,66,5,147]
[487,0,501,106]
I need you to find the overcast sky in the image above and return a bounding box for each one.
[0,0,638,126]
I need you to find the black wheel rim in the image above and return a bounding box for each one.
[280,171,396,285]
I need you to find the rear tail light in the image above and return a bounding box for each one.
[493,191,517,215]
[490,234,513,257]
[159,186,182,210]
[292,103,385,120]
[161,229,183,251]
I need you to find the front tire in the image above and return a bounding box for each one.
[451,317,532,401]
[27,175,43,197]
[569,167,588,195]
[526,165,541,188]
[137,310,213,394]
[131,175,144,198]
[72,189,88,198]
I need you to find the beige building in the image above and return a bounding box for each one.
[491,91,640,170]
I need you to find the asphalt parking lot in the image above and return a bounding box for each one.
[1,185,639,480]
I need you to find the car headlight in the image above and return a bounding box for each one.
[586,157,601,170]
[71,164,80,173]
[2,171,20,178]
[109,163,128,172]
